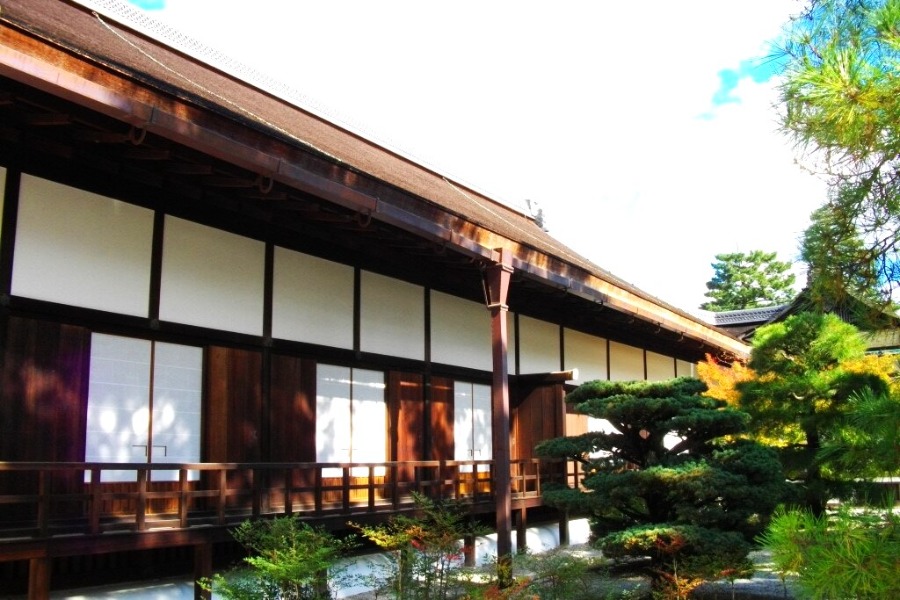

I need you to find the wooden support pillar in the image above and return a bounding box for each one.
[194,543,213,600]
[463,534,476,567]
[516,507,527,554]
[484,247,513,586]
[27,557,51,600]
[558,509,570,547]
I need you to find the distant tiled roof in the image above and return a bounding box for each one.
[714,305,789,327]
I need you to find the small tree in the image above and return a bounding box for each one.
[701,250,796,312]
[349,492,486,600]
[534,378,785,594]
[201,515,357,599]
[737,312,892,514]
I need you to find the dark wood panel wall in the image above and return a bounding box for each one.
[268,353,316,463]
[0,316,90,463]
[205,346,263,463]
[510,383,565,461]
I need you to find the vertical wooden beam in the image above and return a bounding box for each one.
[558,509,570,547]
[193,543,212,600]
[28,556,51,600]
[485,248,513,585]
[516,507,527,553]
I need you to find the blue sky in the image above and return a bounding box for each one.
[114,0,825,316]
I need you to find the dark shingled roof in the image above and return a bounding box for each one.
[0,0,750,358]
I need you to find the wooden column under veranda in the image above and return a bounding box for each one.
[484,247,513,585]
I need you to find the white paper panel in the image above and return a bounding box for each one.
[454,382,492,472]
[609,341,645,381]
[85,334,202,483]
[360,271,424,360]
[676,359,696,378]
[12,175,153,316]
[518,315,560,374]
[159,216,264,335]
[564,329,607,383]
[316,365,386,477]
[316,364,352,467]
[85,334,152,482]
[151,342,203,480]
[646,351,675,381]
[350,369,387,471]
[273,247,354,348]
[430,291,491,370]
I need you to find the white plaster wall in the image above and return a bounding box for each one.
[676,359,696,377]
[159,216,264,335]
[518,315,560,374]
[564,328,608,383]
[430,291,492,371]
[360,270,424,360]
[11,175,153,316]
[646,351,676,381]
[273,247,354,349]
[609,341,644,381]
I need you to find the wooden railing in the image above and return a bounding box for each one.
[0,459,584,541]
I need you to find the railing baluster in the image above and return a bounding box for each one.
[217,468,226,525]
[342,466,350,513]
[179,468,189,528]
[391,463,399,510]
[251,468,260,518]
[36,468,48,537]
[90,467,101,535]
[136,468,147,531]
[284,468,292,516]
[314,468,323,515]
[367,465,375,511]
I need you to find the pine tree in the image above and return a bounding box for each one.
[535,378,785,591]
[779,0,900,306]
[701,250,796,311]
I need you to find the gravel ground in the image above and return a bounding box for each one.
[345,547,800,600]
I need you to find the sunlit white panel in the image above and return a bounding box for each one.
[676,359,696,378]
[472,383,492,471]
[360,271,424,360]
[350,369,386,476]
[518,315,560,374]
[151,342,202,481]
[430,291,491,370]
[454,382,492,472]
[273,248,353,349]
[316,364,352,475]
[12,175,153,316]
[646,351,675,382]
[160,217,264,335]
[85,334,152,482]
[609,341,645,381]
[564,329,607,383]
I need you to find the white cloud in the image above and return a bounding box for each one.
[145,0,824,315]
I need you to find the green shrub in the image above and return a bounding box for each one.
[200,514,357,599]
[350,492,487,600]
[759,505,900,599]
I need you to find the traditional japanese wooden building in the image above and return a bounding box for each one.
[0,0,749,596]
